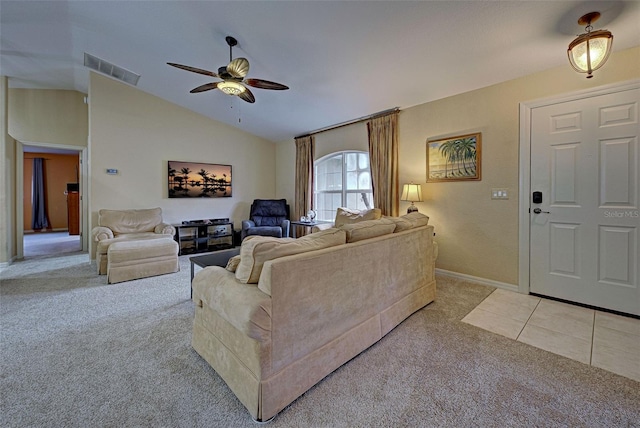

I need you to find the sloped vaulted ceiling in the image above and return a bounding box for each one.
[1,1,639,142]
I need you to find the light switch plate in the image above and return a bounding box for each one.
[491,188,508,199]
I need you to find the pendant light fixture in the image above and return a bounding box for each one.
[567,12,613,79]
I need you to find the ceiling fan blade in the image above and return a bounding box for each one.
[190,82,220,93]
[167,62,219,78]
[245,78,289,90]
[238,87,255,103]
[227,58,250,78]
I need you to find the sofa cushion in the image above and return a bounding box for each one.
[384,216,414,233]
[99,208,163,235]
[402,212,429,228]
[340,218,396,243]
[235,228,346,284]
[334,207,381,228]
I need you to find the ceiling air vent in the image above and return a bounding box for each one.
[84,53,140,86]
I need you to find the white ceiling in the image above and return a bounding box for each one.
[2,1,639,142]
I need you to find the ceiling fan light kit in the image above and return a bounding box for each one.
[567,11,613,79]
[167,36,288,103]
[218,81,246,95]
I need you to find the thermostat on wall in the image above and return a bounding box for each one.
[106,168,118,175]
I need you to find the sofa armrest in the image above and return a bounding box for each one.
[154,222,176,236]
[91,226,113,241]
[192,266,272,342]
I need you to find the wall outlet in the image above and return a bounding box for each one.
[491,188,508,199]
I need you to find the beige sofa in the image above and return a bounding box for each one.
[191,212,436,421]
[91,208,177,275]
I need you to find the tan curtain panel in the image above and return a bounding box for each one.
[367,112,399,217]
[294,135,315,236]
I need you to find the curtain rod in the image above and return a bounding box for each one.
[295,107,400,139]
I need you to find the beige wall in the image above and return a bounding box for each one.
[4,87,87,260]
[8,89,87,147]
[276,46,640,286]
[89,73,277,256]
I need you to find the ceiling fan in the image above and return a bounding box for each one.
[167,36,289,104]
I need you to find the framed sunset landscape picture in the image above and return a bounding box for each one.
[427,132,481,182]
[168,161,232,198]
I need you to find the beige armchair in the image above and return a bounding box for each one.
[91,208,176,275]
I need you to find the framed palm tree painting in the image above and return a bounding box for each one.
[168,161,232,198]
[427,132,481,182]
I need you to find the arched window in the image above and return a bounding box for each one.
[314,151,373,222]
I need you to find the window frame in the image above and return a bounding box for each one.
[313,150,373,221]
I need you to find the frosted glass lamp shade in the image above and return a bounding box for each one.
[568,29,613,78]
[218,81,246,95]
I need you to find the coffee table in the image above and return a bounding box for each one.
[189,247,241,297]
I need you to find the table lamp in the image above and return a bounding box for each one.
[401,183,423,213]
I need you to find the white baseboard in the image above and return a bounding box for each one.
[435,268,519,293]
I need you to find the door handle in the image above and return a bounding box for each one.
[533,208,550,214]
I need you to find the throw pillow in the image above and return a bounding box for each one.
[334,207,382,228]
[235,228,346,284]
[340,218,396,243]
[225,255,241,272]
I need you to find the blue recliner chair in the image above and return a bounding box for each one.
[241,199,291,241]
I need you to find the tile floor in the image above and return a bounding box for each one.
[462,288,640,382]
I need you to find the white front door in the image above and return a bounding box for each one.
[529,87,640,316]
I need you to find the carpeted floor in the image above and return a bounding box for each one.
[1,253,638,427]
[23,231,82,258]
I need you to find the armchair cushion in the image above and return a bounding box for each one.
[244,226,283,239]
[98,208,163,236]
[250,199,288,226]
[241,199,291,240]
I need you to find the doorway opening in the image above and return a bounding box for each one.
[19,143,88,259]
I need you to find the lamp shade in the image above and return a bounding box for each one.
[401,183,423,202]
[218,81,246,95]
[568,29,613,78]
